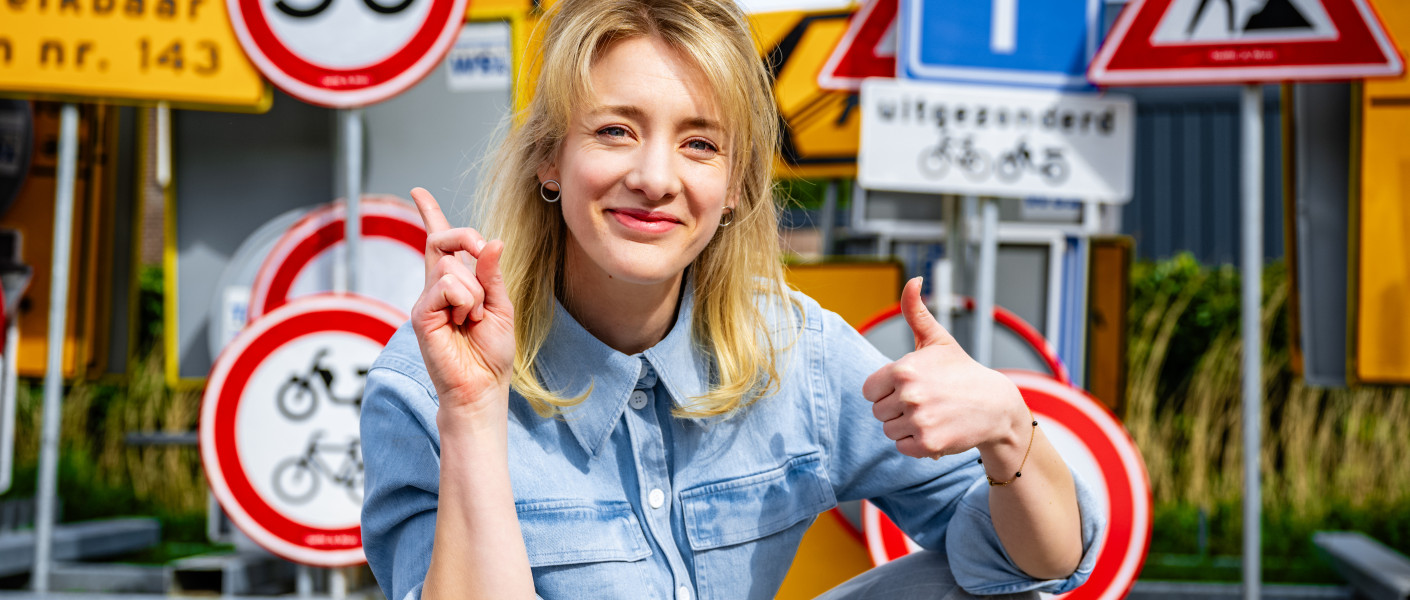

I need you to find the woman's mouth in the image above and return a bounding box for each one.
[609,208,681,234]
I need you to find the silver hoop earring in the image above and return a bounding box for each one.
[540,180,561,203]
[719,206,734,227]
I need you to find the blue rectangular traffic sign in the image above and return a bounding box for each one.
[898,0,1103,90]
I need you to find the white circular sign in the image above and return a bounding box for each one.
[227,0,471,107]
[248,196,426,322]
[200,294,405,567]
[862,372,1151,600]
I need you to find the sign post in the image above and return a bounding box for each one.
[1088,2,1403,597]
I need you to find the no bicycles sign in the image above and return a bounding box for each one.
[200,294,403,566]
[858,79,1136,203]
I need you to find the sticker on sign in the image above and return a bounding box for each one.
[858,79,1134,202]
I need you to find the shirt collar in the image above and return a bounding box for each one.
[535,279,711,457]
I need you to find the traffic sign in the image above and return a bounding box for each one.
[0,0,268,110]
[201,294,403,567]
[226,0,471,107]
[818,0,898,91]
[752,8,862,178]
[859,79,1135,202]
[1088,0,1404,85]
[896,0,1104,90]
[863,371,1151,600]
[248,196,426,322]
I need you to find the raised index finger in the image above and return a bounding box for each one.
[410,187,452,234]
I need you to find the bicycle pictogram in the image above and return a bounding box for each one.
[276,348,368,421]
[274,0,415,18]
[996,140,1069,185]
[272,430,364,506]
[918,134,989,181]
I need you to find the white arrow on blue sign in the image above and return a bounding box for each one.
[898,0,1104,90]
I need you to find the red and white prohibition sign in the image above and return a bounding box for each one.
[200,294,404,566]
[863,372,1152,600]
[248,196,427,322]
[227,0,471,107]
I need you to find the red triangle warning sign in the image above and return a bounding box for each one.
[1088,0,1404,85]
[818,0,897,91]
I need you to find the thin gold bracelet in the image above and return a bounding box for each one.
[978,405,1037,487]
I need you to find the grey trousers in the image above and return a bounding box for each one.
[814,551,1041,600]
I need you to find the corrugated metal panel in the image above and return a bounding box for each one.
[1118,86,1284,264]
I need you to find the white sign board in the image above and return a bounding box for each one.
[859,79,1135,202]
[445,22,513,93]
[200,295,404,566]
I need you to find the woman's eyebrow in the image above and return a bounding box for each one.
[591,105,721,133]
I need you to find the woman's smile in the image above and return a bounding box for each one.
[608,207,683,234]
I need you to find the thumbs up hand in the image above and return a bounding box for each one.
[862,277,1029,460]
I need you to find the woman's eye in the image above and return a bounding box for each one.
[598,126,628,138]
[686,139,718,153]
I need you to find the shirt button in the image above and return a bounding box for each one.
[648,488,665,509]
[638,361,658,388]
[676,585,691,600]
[629,390,649,410]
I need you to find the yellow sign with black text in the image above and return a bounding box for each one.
[0,0,269,111]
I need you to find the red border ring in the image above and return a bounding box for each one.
[860,372,1151,600]
[200,294,405,567]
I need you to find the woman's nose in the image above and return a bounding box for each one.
[624,139,683,203]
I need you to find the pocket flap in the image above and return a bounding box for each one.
[516,499,652,567]
[679,453,836,551]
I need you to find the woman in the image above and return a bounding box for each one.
[360,0,1104,598]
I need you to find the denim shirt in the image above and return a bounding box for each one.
[360,285,1105,600]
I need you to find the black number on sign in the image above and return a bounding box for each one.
[273,0,414,18]
[195,41,218,75]
[157,41,183,71]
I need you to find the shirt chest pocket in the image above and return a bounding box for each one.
[680,453,837,600]
[516,499,653,598]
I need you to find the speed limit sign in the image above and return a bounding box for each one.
[200,294,404,566]
[227,0,471,107]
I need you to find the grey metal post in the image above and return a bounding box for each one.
[32,102,79,592]
[341,108,364,295]
[330,566,347,600]
[818,180,838,256]
[297,564,313,598]
[975,197,999,366]
[1240,83,1264,600]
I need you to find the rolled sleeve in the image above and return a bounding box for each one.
[945,466,1106,595]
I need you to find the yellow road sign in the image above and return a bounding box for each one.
[1355,0,1410,384]
[0,0,269,111]
[752,8,862,180]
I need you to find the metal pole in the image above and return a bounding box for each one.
[975,197,999,366]
[818,180,838,257]
[1240,83,1264,600]
[330,566,347,600]
[33,102,79,592]
[935,195,962,331]
[296,564,314,598]
[341,108,363,295]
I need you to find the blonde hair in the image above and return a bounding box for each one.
[478,0,796,419]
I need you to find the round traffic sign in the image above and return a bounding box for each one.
[248,196,426,322]
[862,371,1151,600]
[858,296,1070,385]
[227,0,471,107]
[200,294,404,566]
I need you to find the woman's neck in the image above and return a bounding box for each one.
[560,250,684,356]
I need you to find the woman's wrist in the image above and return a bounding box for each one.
[436,384,512,438]
[975,385,1030,476]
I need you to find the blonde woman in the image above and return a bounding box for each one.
[360,0,1104,598]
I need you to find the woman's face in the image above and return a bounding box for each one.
[540,35,732,288]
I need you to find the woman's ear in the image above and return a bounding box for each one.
[536,162,559,186]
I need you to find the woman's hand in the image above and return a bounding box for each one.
[862,277,1029,461]
[409,187,516,423]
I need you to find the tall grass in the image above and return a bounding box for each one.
[1125,254,1410,566]
[3,347,207,539]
